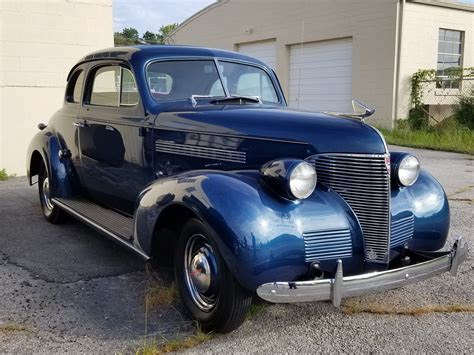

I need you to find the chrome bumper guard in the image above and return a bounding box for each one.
[257,237,468,306]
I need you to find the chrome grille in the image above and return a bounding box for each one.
[390,214,414,247]
[307,154,390,262]
[303,228,353,262]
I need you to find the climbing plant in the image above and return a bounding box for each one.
[409,67,474,129]
[410,69,436,109]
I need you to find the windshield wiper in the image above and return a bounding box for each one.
[210,95,262,105]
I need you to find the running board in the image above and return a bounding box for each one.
[52,197,149,260]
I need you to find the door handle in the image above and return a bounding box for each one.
[73,121,86,128]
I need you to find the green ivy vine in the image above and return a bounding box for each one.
[411,69,436,109]
[411,67,474,109]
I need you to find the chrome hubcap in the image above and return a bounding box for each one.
[42,177,54,211]
[184,234,218,311]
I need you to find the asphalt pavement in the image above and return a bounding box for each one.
[0,145,472,353]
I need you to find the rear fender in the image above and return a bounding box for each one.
[27,129,74,198]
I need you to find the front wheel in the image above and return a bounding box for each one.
[174,219,252,333]
[38,162,67,224]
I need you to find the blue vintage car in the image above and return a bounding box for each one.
[27,46,467,333]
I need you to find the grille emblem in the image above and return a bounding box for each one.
[366,249,378,260]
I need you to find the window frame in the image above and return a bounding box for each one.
[144,57,283,105]
[218,60,280,104]
[84,61,141,109]
[436,28,464,89]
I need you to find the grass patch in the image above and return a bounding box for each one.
[246,299,269,320]
[145,283,178,309]
[0,323,29,333]
[135,325,213,354]
[378,118,474,155]
[342,302,474,316]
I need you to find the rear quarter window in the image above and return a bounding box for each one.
[66,70,85,103]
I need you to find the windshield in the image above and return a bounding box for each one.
[146,59,279,104]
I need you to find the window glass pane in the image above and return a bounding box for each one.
[148,74,172,94]
[66,70,84,103]
[219,61,278,103]
[447,30,461,42]
[146,60,224,101]
[90,66,120,106]
[121,68,138,106]
[73,71,85,103]
[437,29,463,74]
[438,41,447,54]
[439,29,445,40]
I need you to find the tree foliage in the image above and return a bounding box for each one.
[143,31,157,43]
[113,23,179,46]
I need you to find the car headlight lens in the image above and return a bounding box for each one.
[260,159,317,200]
[289,162,317,199]
[397,155,420,186]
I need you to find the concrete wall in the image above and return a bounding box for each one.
[0,0,113,175]
[396,2,473,119]
[170,0,400,128]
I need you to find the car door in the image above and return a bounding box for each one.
[49,64,88,193]
[77,61,155,215]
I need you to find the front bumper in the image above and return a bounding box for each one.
[257,237,468,306]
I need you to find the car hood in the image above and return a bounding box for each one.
[154,105,387,155]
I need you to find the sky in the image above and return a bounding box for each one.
[113,0,474,36]
[113,0,216,36]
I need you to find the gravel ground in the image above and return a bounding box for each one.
[0,145,472,353]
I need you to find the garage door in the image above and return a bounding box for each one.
[289,39,352,112]
[238,40,276,69]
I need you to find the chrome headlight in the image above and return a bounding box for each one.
[260,159,317,200]
[395,154,420,186]
[289,162,317,199]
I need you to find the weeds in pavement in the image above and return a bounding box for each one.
[135,324,213,354]
[342,302,474,316]
[246,299,269,320]
[0,323,29,333]
[145,283,178,309]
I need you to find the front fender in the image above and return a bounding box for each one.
[391,169,450,251]
[134,170,365,291]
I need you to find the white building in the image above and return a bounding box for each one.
[0,0,113,175]
[169,0,473,128]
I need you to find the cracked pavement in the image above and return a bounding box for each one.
[0,146,473,353]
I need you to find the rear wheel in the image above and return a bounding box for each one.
[38,162,67,224]
[174,219,252,333]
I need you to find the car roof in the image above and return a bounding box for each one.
[69,45,268,78]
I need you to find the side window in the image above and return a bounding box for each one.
[121,68,139,106]
[90,66,120,106]
[89,66,139,107]
[235,73,277,102]
[66,70,85,103]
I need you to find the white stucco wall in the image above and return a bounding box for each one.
[396,1,473,119]
[0,0,113,175]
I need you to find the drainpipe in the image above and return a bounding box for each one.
[393,0,406,128]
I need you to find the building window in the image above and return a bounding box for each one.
[437,29,463,89]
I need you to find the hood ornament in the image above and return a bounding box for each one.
[324,100,375,122]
